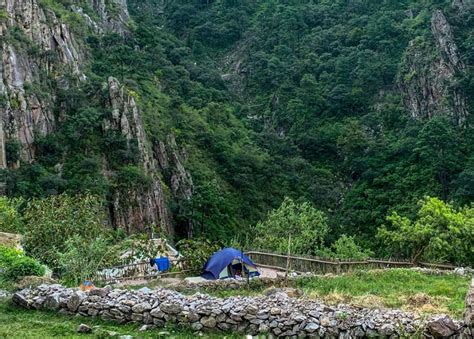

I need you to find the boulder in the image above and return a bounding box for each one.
[426,316,458,337]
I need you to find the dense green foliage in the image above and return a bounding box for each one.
[378,197,474,265]
[22,194,107,271]
[253,197,374,260]
[176,238,221,272]
[0,246,45,282]
[1,0,473,262]
[254,197,328,255]
[0,197,23,234]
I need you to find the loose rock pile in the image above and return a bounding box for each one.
[13,284,471,337]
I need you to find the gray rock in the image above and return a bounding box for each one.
[427,315,458,337]
[89,288,109,298]
[68,291,86,312]
[200,316,217,328]
[131,302,152,313]
[77,324,92,333]
[45,293,62,310]
[305,322,319,333]
[160,301,182,314]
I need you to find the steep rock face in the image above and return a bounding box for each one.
[155,134,193,202]
[155,134,194,237]
[399,10,468,125]
[105,77,172,235]
[88,0,130,35]
[0,0,178,236]
[0,0,82,166]
[452,0,471,12]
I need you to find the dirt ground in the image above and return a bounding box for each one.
[116,267,284,288]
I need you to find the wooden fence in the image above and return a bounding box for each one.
[245,251,456,274]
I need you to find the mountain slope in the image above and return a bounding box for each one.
[0,0,473,251]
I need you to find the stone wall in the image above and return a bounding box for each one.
[12,284,471,337]
[465,278,474,330]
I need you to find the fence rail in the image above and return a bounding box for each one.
[245,251,456,274]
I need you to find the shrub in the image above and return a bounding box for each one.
[329,235,373,260]
[58,235,116,286]
[4,256,45,280]
[0,197,24,233]
[0,246,45,281]
[176,238,221,272]
[23,194,107,271]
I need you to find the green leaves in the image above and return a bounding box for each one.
[254,197,328,255]
[378,196,474,265]
[22,194,107,271]
[0,197,24,234]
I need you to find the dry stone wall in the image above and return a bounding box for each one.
[12,284,472,338]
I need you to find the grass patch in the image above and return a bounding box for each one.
[0,300,240,338]
[295,269,470,318]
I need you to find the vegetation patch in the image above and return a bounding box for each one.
[0,300,236,338]
[296,269,470,318]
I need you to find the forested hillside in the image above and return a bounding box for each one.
[0,0,473,258]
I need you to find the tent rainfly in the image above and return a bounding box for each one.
[201,248,260,280]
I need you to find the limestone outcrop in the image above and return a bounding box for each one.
[399,9,469,125]
[105,77,171,235]
[0,0,82,165]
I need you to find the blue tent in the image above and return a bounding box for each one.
[202,248,260,280]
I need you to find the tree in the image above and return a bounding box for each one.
[378,196,474,265]
[254,197,328,255]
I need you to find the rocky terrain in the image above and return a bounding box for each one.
[12,284,473,337]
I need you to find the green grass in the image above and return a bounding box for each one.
[295,269,470,318]
[169,269,469,318]
[0,300,240,338]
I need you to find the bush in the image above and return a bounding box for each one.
[329,235,373,260]
[23,194,107,271]
[0,246,45,281]
[58,235,116,286]
[0,197,24,233]
[176,238,221,272]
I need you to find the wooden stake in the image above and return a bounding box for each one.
[285,234,291,284]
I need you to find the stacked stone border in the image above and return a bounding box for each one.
[12,284,473,337]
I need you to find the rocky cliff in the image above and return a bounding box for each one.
[0,0,82,167]
[105,77,172,235]
[0,0,193,236]
[399,9,469,125]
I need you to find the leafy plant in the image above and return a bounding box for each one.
[176,238,221,272]
[22,194,107,271]
[0,246,45,281]
[0,197,24,234]
[253,197,328,255]
[58,235,116,286]
[378,197,474,265]
[329,235,373,260]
